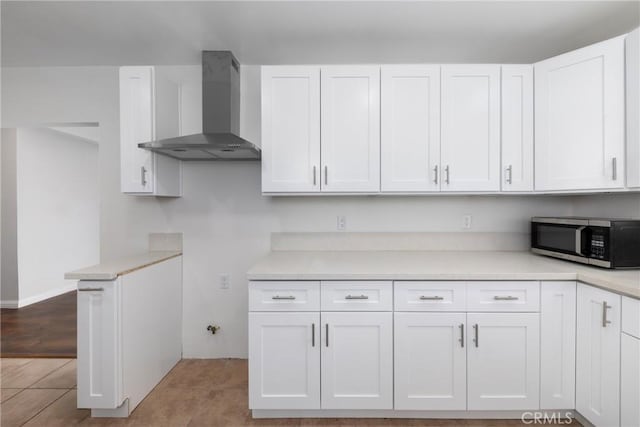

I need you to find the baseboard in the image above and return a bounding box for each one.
[16,283,77,308]
[0,300,19,309]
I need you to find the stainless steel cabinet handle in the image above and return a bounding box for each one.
[313,166,317,186]
[312,323,315,347]
[325,324,329,347]
[494,296,519,301]
[78,288,104,292]
[140,166,147,186]
[506,165,513,184]
[459,324,465,348]
[324,166,328,185]
[473,324,479,347]
[602,301,612,327]
[433,165,438,184]
[272,295,295,300]
[345,295,369,300]
[445,165,450,184]
[419,296,444,301]
[612,157,618,181]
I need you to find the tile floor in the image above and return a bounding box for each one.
[0,358,579,427]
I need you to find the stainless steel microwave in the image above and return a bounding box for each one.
[531,217,640,269]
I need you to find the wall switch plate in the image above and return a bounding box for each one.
[220,274,230,289]
[337,216,347,231]
[463,215,472,229]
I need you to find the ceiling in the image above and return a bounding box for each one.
[2,1,639,67]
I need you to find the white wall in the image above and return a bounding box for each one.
[15,127,100,306]
[1,128,19,306]
[570,193,640,218]
[2,65,579,357]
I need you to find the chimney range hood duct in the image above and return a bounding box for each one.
[138,51,260,161]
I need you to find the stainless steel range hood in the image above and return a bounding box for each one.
[138,51,260,161]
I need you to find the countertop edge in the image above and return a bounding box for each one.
[65,251,182,281]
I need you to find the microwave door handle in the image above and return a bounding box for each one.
[575,226,586,256]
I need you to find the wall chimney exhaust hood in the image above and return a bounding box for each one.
[138,51,260,161]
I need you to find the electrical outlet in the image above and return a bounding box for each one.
[337,216,347,231]
[463,215,472,229]
[220,274,230,289]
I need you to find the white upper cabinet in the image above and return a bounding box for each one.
[501,65,534,192]
[119,66,181,197]
[627,28,640,188]
[535,36,626,191]
[441,65,501,192]
[321,66,381,192]
[381,66,441,192]
[261,67,321,193]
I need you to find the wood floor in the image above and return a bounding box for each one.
[1,291,77,358]
[0,358,581,427]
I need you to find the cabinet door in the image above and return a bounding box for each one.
[77,280,123,409]
[627,28,640,188]
[261,66,321,193]
[535,36,625,191]
[321,312,392,409]
[501,65,533,192]
[576,284,621,427]
[621,333,640,427]
[248,312,320,409]
[321,66,380,192]
[394,313,466,410]
[441,65,500,192]
[540,282,576,409]
[120,66,155,193]
[381,65,440,192]
[467,312,540,410]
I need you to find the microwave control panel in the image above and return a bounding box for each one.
[589,229,608,260]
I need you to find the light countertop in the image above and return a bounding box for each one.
[65,251,182,281]
[247,251,640,299]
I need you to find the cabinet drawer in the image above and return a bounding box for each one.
[321,281,392,311]
[394,281,466,311]
[622,296,640,339]
[467,281,540,312]
[249,281,320,311]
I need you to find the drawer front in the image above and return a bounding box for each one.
[321,281,392,311]
[394,281,466,311]
[249,281,320,311]
[467,281,540,312]
[622,296,640,339]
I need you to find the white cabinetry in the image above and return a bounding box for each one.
[535,36,625,191]
[540,282,576,410]
[501,65,534,192]
[248,312,320,409]
[261,67,321,193]
[626,28,640,188]
[119,66,182,196]
[466,312,540,410]
[576,283,621,427]
[394,312,466,410]
[381,66,441,192]
[441,65,501,192]
[621,333,640,427]
[321,66,381,192]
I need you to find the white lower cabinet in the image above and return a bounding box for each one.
[394,312,466,410]
[621,333,640,427]
[321,312,393,409]
[466,312,540,410]
[248,312,320,409]
[576,283,621,427]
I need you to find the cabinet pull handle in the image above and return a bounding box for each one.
[433,165,438,184]
[140,166,147,186]
[419,295,444,300]
[78,288,104,292]
[325,324,329,347]
[272,295,295,300]
[494,296,519,301]
[506,165,513,184]
[473,324,479,347]
[459,323,465,348]
[313,166,317,186]
[445,165,450,184]
[602,301,612,327]
[345,295,369,300]
[612,157,618,181]
[324,166,328,185]
[312,323,315,347]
